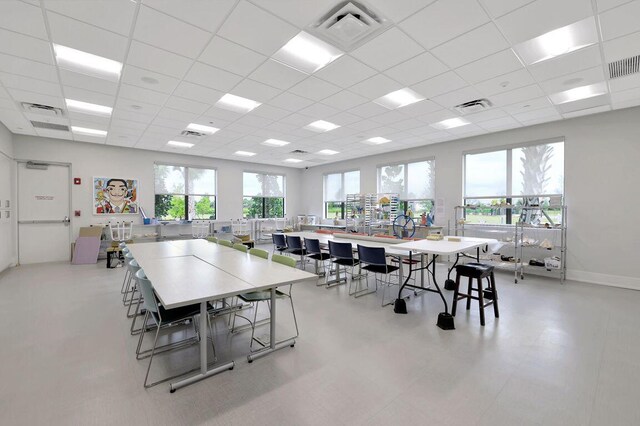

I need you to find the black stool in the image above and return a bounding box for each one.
[452,263,499,326]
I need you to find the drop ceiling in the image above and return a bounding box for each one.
[0,0,639,168]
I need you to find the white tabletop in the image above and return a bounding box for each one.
[394,236,498,256]
[127,241,186,263]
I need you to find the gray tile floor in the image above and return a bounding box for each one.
[1,251,640,425]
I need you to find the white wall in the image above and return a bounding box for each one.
[12,136,304,240]
[300,106,640,290]
[0,121,15,272]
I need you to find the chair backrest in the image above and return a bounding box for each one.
[233,243,248,253]
[329,240,353,260]
[135,269,159,314]
[357,244,388,266]
[218,239,233,247]
[207,237,218,243]
[249,248,269,259]
[285,235,302,250]
[124,251,133,260]
[119,241,127,249]
[304,238,321,255]
[127,258,141,274]
[272,233,287,248]
[272,254,296,268]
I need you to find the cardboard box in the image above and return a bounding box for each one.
[79,226,103,238]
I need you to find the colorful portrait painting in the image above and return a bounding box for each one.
[93,177,138,215]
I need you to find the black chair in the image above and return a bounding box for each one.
[285,235,306,268]
[327,240,360,288]
[304,237,331,278]
[272,233,287,255]
[452,263,499,326]
[357,245,400,306]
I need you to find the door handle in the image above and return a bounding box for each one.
[63,216,70,225]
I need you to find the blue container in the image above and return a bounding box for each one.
[143,218,151,225]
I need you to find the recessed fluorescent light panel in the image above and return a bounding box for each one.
[514,17,598,65]
[186,123,219,134]
[317,149,339,155]
[548,82,608,105]
[262,139,290,147]
[167,140,194,148]
[272,31,344,74]
[430,117,470,130]
[215,94,261,113]
[304,120,340,132]
[365,137,391,144]
[373,88,425,109]
[284,158,303,163]
[234,151,256,157]
[53,44,122,81]
[65,99,112,116]
[71,126,107,137]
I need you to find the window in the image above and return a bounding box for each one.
[323,170,360,218]
[154,164,216,220]
[377,159,434,217]
[242,172,285,218]
[464,140,564,224]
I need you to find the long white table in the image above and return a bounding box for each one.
[127,239,317,392]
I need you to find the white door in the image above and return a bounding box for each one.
[18,162,71,264]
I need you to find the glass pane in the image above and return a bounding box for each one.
[344,171,360,196]
[188,195,216,220]
[325,201,344,219]
[406,160,434,199]
[265,197,284,218]
[465,151,507,197]
[243,173,262,197]
[463,198,510,225]
[324,173,342,201]
[188,167,215,195]
[154,194,185,220]
[512,142,564,196]
[404,200,434,218]
[154,165,185,194]
[378,164,405,196]
[243,196,264,218]
[263,174,284,197]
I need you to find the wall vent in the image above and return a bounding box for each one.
[30,120,70,131]
[180,130,207,138]
[454,98,493,114]
[21,102,65,117]
[608,55,640,79]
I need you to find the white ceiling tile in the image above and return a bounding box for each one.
[431,86,484,109]
[0,98,16,110]
[248,59,307,90]
[44,0,136,36]
[314,55,378,89]
[371,110,407,126]
[398,99,443,117]
[477,115,522,131]
[134,6,212,58]
[420,109,461,124]
[349,74,403,99]
[455,49,523,84]
[611,86,640,105]
[411,72,467,98]
[0,73,61,98]
[231,79,281,103]
[267,92,314,112]
[121,65,180,94]
[603,31,640,63]
[59,70,118,96]
[562,104,611,118]
[217,1,298,56]
[348,102,389,118]
[142,0,236,33]
[0,28,53,64]
[47,12,129,62]
[172,81,222,105]
[399,0,490,49]
[106,136,137,148]
[288,76,341,102]
[279,112,315,127]
[151,115,187,130]
[234,114,273,129]
[224,121,259,134]
[539,66,605,94]
[475,68,535,96]
[556,94,609,114]
[479,0,535,18]
[35,128,73,140]
[366,0,436,22]
[595,0,635,12]
[118,84,169,106]
[327,111,362,125]
[249,104,291,121]
[112,108,156,124]
[0,1,47,39]
[203,105,244,121]
[127,41,193,79]
[387,117,425,130]
[114,98,162,117]
[320,90,368,111]
[610,73,640,92]
[462,107,508,123]
[502,96,553,114]
[599,1,640,40]
[496,0,594,44]
[198,36,267,77]
[513,106,561,122]
[184,62,242,92]
[0,109,32,130]
[487,84,545,106]
[351,27,425,71]
[432,23,509,69]
[384,52,449,86]
[528,45,602,82]
[63,86,114,106]
[299,102,341,119]
[164,96,209,115]
[111,118,149,132]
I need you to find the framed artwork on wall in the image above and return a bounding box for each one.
[93,177,138,215]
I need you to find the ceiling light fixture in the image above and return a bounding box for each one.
[304,120,340,132]
[513,17,598,65]
[548,82,608,104]
[262,139,290,147]
[215,94,262,113]
[365,137,391,144]
[167,140,194,148]
[430,117,470,130]
[53,44,122,81]
[71,126,107,137]
[186,123,219,135]
[234,151,256,157]
[317,149,339,155]
[65,99,112,116]
[373,88,425,109]
[284,158,303,163]
[272,31,344,74]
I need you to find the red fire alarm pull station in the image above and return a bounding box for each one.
[74,177,81,185]
[75,210,81,217]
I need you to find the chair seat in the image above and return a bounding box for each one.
[287,248,306,256]
[390,258,420,265]
[455,263,494,279]
[308,253,331,261]
[333,258,360,266]
[238,290,287,302]
[362,264,400,274]
[151,303,201,325]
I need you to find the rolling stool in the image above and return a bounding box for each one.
[452,263,499,326]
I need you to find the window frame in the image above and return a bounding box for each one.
[242,171,286,219]
[323,169,360,219]
[154,163,217,221]
[376,158,435,217]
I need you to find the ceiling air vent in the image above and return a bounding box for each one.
[608,55,640,79]
[454,98,493,115]
[289,149,309,155]
[30,121,70,131]
[21,102,65,117]
[308,1,388,51]
[180,130,207,138]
